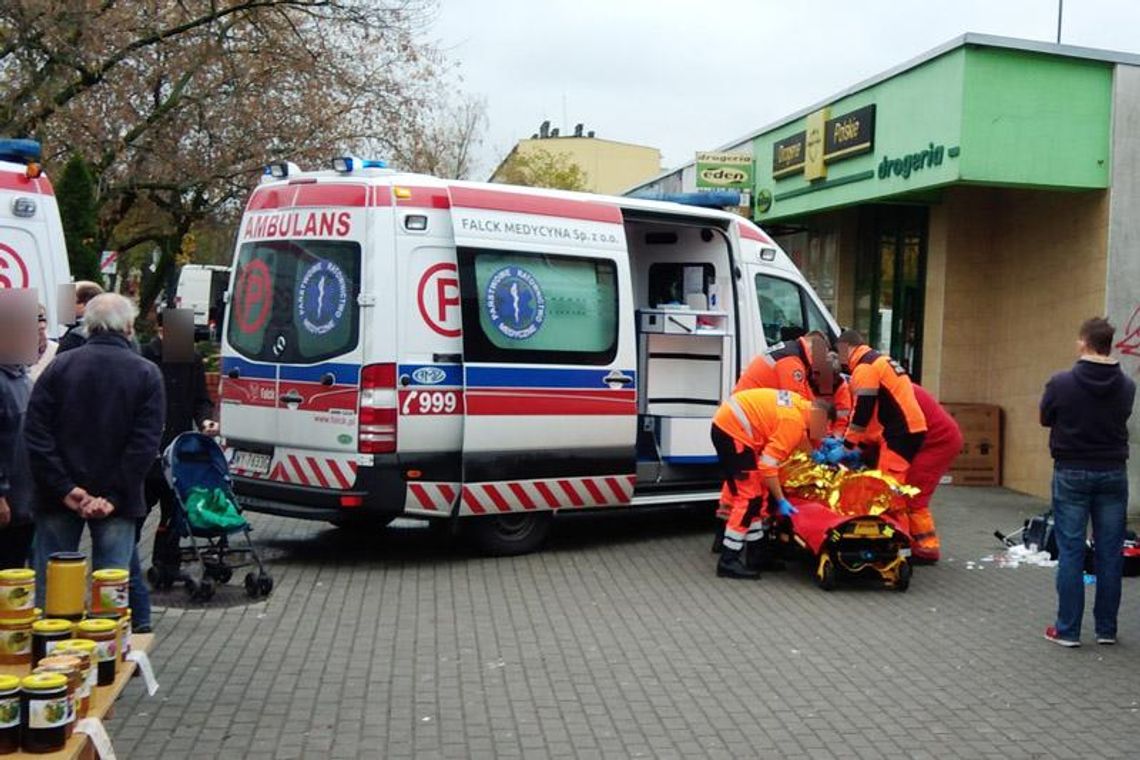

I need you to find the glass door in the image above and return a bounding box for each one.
[854,206,927,381]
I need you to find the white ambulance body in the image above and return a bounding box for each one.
[0,140,70,335]
[220,161,837,554]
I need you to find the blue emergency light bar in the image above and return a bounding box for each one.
[628,190,743,208]
[332,156,387,173]
[264,161,301,179]
[0,138,42,164]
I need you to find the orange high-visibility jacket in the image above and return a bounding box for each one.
[845,345,927,448]
[734,337,816,397]
[828,376,853,437]
[712,388,812,478]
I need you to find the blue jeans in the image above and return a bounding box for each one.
[1052,467,1128,640]
[129,545,151,629]
[33,510,137,608]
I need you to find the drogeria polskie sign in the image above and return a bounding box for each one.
[771,104,876,180]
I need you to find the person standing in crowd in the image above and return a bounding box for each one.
[25,294,165,606]
[0,359,34,567]
[28,304,58,383]
[56,280,104,354]
[710,388,825,579]
[137,310,217,629]
[836,329,927,484]
[1041,317,1134,647]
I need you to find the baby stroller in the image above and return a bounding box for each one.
[146,432,273,601]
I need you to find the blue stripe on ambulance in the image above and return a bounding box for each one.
[464,366,636,388]
[221,356,277,380]
[279,362,361,385]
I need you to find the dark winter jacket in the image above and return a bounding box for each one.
[1040,356,1135,470]
[141,337,215,450]
[25,332,166,519]
[56,321,86,354]
[0,365,34,525]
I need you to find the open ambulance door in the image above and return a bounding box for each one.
[449,186,638,554]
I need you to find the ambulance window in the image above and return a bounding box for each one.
[458,248,618,365]
[228,239,361,364]
[755,274,830,345]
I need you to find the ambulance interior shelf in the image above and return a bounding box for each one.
[637,308,729,467]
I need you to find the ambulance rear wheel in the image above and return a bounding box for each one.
[465,513,553,556]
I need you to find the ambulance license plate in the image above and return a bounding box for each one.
[231,450,271,476]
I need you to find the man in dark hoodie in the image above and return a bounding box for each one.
[1040,317,1135,647]
[0,362,34,567]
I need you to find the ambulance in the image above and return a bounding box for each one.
[219,158,838,554]
[0,139,70,331]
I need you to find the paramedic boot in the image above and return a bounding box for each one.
[717,548,760,579]
[909,509,940,564]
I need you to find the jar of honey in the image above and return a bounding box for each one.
[31,619,72,667]
[0,611,36,666]
[0,675,19,754]
[74,619,117,687]
[0,569,35,619]
[34,656,80,739]
[53,640,96,719]
[45,553,86,622]
[20,674,68,753]
[90,569,129,615]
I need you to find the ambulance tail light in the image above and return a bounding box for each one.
[359,363,397,454]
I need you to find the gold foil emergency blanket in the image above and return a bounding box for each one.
[780,452,920,517]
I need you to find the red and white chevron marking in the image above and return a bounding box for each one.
[458,474,636,516]
[264,454,359,490]
[404,482,459,516]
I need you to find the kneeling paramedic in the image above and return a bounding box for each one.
[710,388,827,579]
[836,329,927,485]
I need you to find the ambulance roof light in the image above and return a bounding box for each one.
[264,161,300,179]
[332,156,387,173]
[0,138,42,165]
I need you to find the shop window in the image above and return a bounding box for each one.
[459,247,618,365]
[647,263,715,308]
[755,274,832,345]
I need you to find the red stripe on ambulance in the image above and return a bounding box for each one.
[0,170,54,196]
[405,482,461,516]
[449,186,623,224]
[465,389,636,416]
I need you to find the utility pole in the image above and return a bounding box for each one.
[1056,0,1063,44]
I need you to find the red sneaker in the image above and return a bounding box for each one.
[1044,626,1080,647]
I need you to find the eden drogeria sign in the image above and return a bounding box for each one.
[695,152,754,189]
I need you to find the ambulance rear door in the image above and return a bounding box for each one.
[449,186,638,516]
[222,182,375,490]
[0,161,69,330]
[392,184,465,518]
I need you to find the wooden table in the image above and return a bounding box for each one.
[0,633,154,759]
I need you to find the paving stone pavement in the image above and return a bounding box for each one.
[110,487,1140,759]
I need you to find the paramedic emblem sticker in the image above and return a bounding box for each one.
[485,266,545,340]
[297,259,349,336]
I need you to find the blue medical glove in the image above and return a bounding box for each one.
[775,498,797,517]
[810,448,828,464]
[825,444,846,465]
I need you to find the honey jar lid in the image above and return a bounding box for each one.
[48,552,86,563]
[21,673,67,691]
[32,619,73,634]
[75,618,116,634]
[55,638,98,653]
[0,610,38,626]
[0,675,20,692]
[91,569,129,583]
[0,568,35,582]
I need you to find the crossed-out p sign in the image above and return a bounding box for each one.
[0,243,30,289]
[417,262,461,338]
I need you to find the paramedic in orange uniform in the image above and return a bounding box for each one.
[710,388,826,579]
[905,385,964,563]
[734,332,830,398]
[836,329,927,486]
